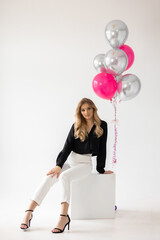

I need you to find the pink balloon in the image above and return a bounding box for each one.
[92,72,117,100]
[117,80,122,93]
[119,44,135,70]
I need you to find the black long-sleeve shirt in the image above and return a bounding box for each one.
[56,120,108,174]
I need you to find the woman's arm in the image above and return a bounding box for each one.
[55,123,74,169]
[96,121,108,174]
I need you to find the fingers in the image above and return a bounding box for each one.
[47,172,56,178]
[51,173,56,178]
[57,172,60,179]
[108,171,114,174]
[46,167,61,178]
[46,171,52,176]
[46,169,55,176]
[104,170,114,174]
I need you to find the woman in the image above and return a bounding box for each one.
[20,97,113,233]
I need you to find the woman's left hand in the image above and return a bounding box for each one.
[104,170,114,174]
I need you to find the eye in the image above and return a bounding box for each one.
[88,107,91,110]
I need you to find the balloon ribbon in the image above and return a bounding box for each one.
[110,97,120,170]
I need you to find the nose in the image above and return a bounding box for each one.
[85,111,89,115]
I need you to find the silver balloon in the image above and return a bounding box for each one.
[93,54,106,73]
[117,74,141,101]
[104,49,128,76]
[104,20,129,48]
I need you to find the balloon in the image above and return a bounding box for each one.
[92,72,117,100]
[119,44,135,70]
[117,74,141,101]
[93,54,107,73]
[104,49,128,76]
[104,20,128,48]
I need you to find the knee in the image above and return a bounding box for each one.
[59,172,69,182]
[44,174,57,183]
[43,175,52,184]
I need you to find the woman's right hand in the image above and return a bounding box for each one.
[46,166,62,179]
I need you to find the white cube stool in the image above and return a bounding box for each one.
[70,172,116,219]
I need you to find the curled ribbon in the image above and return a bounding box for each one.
[110,97,119,169]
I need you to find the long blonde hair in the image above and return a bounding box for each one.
[74,98,103,142]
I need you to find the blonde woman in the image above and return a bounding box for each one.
[20,97,113,233]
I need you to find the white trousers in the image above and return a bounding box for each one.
[30,151,92,205]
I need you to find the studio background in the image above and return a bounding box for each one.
[0,0,160,222]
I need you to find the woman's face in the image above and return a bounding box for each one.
[81,103,94,121]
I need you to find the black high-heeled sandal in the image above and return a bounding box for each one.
[20,210,34,230]
[52,214,71,233]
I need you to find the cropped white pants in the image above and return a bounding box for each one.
[30,151,92,205]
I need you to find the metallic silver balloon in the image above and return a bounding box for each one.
[104,20,129,48]
[104,49,128,76]
[117,74,141,101]
[93,54,106,73]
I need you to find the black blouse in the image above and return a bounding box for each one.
[56,120,108,174]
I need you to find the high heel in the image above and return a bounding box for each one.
[52,214,71,233]
[20,210,34,230]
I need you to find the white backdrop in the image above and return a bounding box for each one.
[0,0,160,215]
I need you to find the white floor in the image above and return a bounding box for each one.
[1,206,160,240]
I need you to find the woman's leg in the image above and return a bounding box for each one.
[52,163,92,232]
[51,201,70,233]
[59,163,92,204]
[20,163,71,229]
[30,163,71,205]
[20,200,38,229]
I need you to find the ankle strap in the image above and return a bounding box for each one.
[60,214,68,217]
[25,209,34,212]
